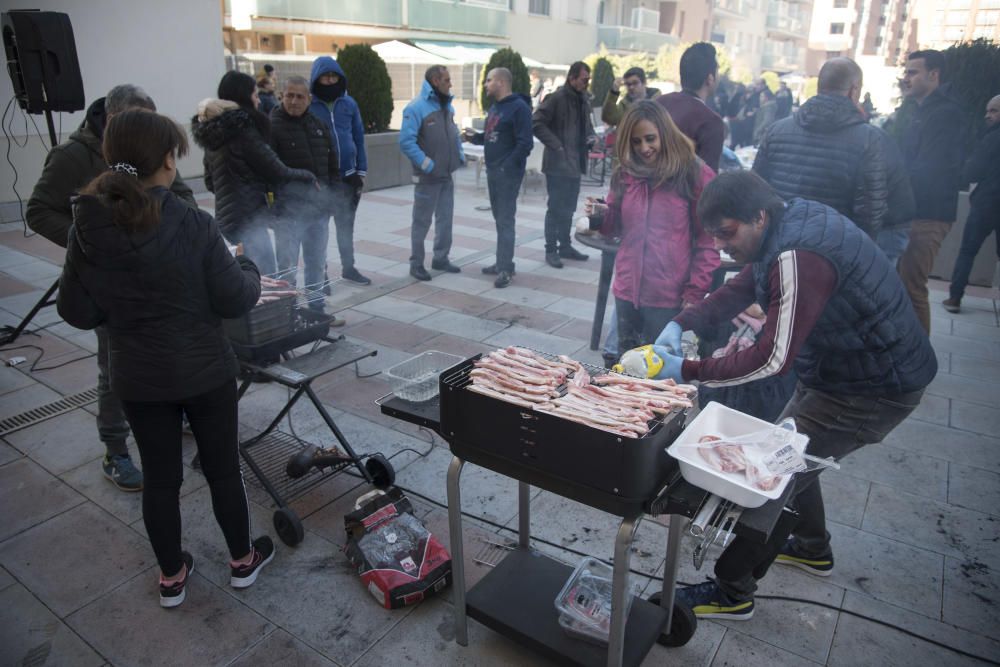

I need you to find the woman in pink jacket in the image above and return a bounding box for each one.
[586,100,719,354]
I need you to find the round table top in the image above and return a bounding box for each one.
[574,231,620,253]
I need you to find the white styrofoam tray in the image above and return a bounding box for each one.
[667,402,808,508]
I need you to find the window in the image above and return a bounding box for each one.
[567,0,584,21]
[875,35,883,46]
[830,22,845,34]
[977,10,999,24]
[827,50,841,58]
[833,0,848,7]
[528,0,549,16]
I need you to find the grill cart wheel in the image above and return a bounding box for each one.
[273,508,304,546]
[647,592,698,647]
[365,454,395,489]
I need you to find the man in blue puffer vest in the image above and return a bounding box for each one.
[308,56,371,286]
[653,171,936,622]
[399,66,465,281]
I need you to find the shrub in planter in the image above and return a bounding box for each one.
[336,44,393,133]
[942,39,1000,145]
[589,57,616,108]
[479,47,531,112]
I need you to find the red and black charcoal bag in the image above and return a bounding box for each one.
[343,487,452,609]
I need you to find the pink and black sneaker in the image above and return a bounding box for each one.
[159,551,194,608]
[230,536,275,589]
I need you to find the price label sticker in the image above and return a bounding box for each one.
[762,444,804,475]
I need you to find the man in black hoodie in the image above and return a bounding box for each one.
[752,58,912,243]
[26,84,196,492]
[463,68,533,288]
[897,49,966,333]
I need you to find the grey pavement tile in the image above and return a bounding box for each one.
[947,463,1000,516]
[952,318,1000,343]
[0,457,85,542]
[392,282,440,301]
[423,272,496,295]
[0,364,34,396]
[414,309,509,341]
[0,248,40,270]
[842,590,1000,664]
[10,259,61,283]
[0,291,64,325]
[930,332,1000,361]
[353,295,440,323]
[908,393,950,426]
[0,438,22,466]
[59,455,206,526]
[482,302,572,333]
[479,284,563,309]
[230,629,337,666]
[483,326,582,356]
[407,333,495,358]
[418,287,504,316]
[883,419,1000,474]
[24,352,99,396]
[65,331,99,354]
[351,597,548,667]
[5,409,108,476]
[948,354,1000,382]
[340,317,440,351]
[296,409,436,467]
[287,465,368,521]
[816,472,871,529]
[862,484,999,568]
[67,565,273,666]
[0,503,153,617]
[0,566,11,591]
[0,584,104,667]
[836,443,949,502]
[543,295,611,321]
[0,381,62,421]
[351,252,402,271]
[950,399,1000,437]
[420,506,507,590]
[942,556,1000,638]
[828,604,986,667]
[927,372,1000,409]
[711,629,823,666]
[640,619,726,666]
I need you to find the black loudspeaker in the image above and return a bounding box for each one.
[2,9,84,113]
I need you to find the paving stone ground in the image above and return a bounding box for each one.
[1,167,998,666]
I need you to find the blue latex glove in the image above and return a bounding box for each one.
[655,321,683,356]
[654,351,685,383]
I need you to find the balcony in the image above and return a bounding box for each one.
[597,24,679,53]
[761,48,803,71]
[714,0,749,19]
[235,0,508,38]
[766,13,807,38]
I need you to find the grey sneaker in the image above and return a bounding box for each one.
[103,454,143,492]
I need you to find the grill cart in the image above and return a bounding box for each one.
[226,303,395,547]
[379,352,793,667]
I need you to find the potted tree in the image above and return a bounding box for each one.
[335,44,408,190]
[479,47,531,112]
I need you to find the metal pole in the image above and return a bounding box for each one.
[447,456,469,646]
[518,481,530,548]
[608,513,640,667]
[661,515,687,632]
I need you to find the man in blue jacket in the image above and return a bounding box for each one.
[463,68,533,288]
[400,66,465,281]
[308,56,371,286]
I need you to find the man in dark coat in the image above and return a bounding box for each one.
[654,171,936,621]
[463,67,534,288]
[25,84,196,492]
[896,49,966,333]
[752,57,913,244]
[269,76,343,318]
[533,61,595,268]
[657,43,726,172]
[944,94,1000,313]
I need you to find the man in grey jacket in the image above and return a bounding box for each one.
[533,61,596,268]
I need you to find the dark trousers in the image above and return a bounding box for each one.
[615,298,681,353]
[487,169,524,273]
[410,176,455,268]
[331,181,361,272]
[544,174,581,254]
[713,383,923,600]
[96,326,130,456]
[949,204,1000,300]
[122,380,252,576]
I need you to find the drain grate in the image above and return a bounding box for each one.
[0,387,99,437]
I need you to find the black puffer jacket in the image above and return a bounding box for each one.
[191,107,315,236]
[964,122,1000,209]
[753,94,890,237]
[532,85,595,177]
[269,106,339,216]
[57,188,261,401]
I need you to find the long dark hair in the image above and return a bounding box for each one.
[80,109,189,232]
[218,70,270,138]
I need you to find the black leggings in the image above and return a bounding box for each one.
[122,380,252,576]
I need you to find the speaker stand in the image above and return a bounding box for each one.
[0,279,59,346]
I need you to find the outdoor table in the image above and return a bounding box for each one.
[574,231,619,351]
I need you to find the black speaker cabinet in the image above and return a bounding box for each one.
[3,10,84,113]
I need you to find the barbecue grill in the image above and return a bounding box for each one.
[379,350,795,667]
[228,304,395,547]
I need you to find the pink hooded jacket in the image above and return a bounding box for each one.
[601,162,719,309]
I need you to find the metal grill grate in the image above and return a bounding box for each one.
[240,430,358,507]
[0,387,99,436]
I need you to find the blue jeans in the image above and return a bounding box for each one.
[225,218,277,276]
[714,383,923,599]
[273,213,330,311]
[332,181,360,272]
[487,168,523,273]
[949,204,999,300]
[602,304,619,358]
[543,174,581,254]
[410,176,455,268]
[876,225,911,267]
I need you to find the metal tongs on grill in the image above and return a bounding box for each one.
[689,495,742,570]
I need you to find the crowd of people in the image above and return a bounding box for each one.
[20,39,997,615]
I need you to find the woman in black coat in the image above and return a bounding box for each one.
[58,109,275,608]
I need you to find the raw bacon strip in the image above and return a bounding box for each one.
[485,352,567,381]
[534,403,641,438]
[536,401,648,435]
[594,385,691,411]
[466,384,533,408]
[508,347,578,373]
[470,369,559,397]
[474,360,562,386]
[592,374,698,397]
[469,376,552,403]
[697,443,747,473]
[563,385,655,421]
[555,393,651,424]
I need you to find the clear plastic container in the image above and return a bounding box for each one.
[554,557,639,640]
[385,351,463,402]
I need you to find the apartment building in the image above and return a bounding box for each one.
[912,0,1000,48]
[806,0,916,73]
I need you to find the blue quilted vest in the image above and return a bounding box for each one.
[751,199,937,395]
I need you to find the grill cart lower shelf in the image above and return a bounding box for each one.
[466,548,668,667]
